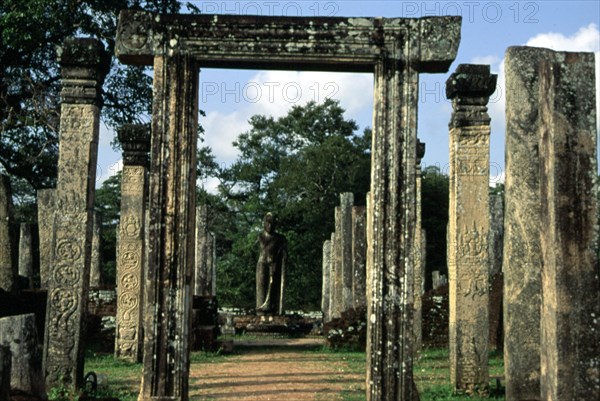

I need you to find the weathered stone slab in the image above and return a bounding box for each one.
[18,223,34,289]
[116,12,460,73]
[503,46,545,401]
[535,48,599,401]
[0,175,15,293]
[37,189,55,289]
[43,37,108,389]
[446,64,496,394]
[321,240,332,322]
[115,124,150,362]
[352,206,366,309]
[0,314,44,397]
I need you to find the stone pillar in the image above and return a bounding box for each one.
[0,314,44,397]
[208,232,216,297]
[488,194,503,276]
[43,38,108,389]
[366,60,420,401]
[329,232,338,319]
[536,48,600,401]
[503,47,543,400]
[0,175,15,293]
[18,223,34,289]
[37,189,55,289]
[446,64,496,394]
[140,53,198,401]
[194,205,212,297]
[413,140,426,356]
[321,240,332,321]
[352,206,366,309]
[115,124,150,362]
[334,193,353,314]
[89,213,102,288]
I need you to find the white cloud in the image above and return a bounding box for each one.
[525,23,600,132]
[96,158,122,186]
[471,23,600,182]
[525,24,600,53]
[201,70,374,166]
[470,55,501,70]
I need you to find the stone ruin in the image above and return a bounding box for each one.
[112,9,460,401]
[0,8,596,401]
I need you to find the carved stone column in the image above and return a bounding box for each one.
[89,213,102,288]
[536,48,599,401]
[0,175,15,293]
[115,124,150,362]
[446,64,496,394]
[352,206,366,309]
[43,38,108,389]
[194,205,213,297]
[321,239,332,322]
[37,189,55,289]
[335,193,354,314]
[329,232,337,319]
[18,223,34,289]
[140,53,198,401]
[413,140,425,356]
[367,59,420,401]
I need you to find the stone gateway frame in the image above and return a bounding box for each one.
[115,11,461,401]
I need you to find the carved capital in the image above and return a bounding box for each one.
[446,64,497,128]
[118,124,151,166]
[416,139,426,166]
[58,38,110,105]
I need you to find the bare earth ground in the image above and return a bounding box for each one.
[189,338,365,401]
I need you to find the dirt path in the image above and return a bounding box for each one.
[189,338,364,401]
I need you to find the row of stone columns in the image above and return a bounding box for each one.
[28,38,215,395]
[322,193,367,322]
[446,52,599,400]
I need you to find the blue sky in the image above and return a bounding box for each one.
[97,1,600,189]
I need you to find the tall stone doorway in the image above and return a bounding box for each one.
[114,10,460,401]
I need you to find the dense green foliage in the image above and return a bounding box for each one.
[208,99,371,310]
[421,165,450,290]
[94,172,122,285]
[0,0,201,197]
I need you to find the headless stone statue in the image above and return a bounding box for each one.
[256,213,287,315]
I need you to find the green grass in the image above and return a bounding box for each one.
[84,346,505,401]
[414,348,505,401]
[84,352,142,401]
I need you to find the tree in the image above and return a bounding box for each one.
[94,172,122,284]
[421,165,449,291]
[0,0,185,192]
[213,99,371,310]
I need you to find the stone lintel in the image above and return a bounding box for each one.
[446,64,497,128]
[58,38,110,105]
[118,124,151,166]
[115,11,460,73]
